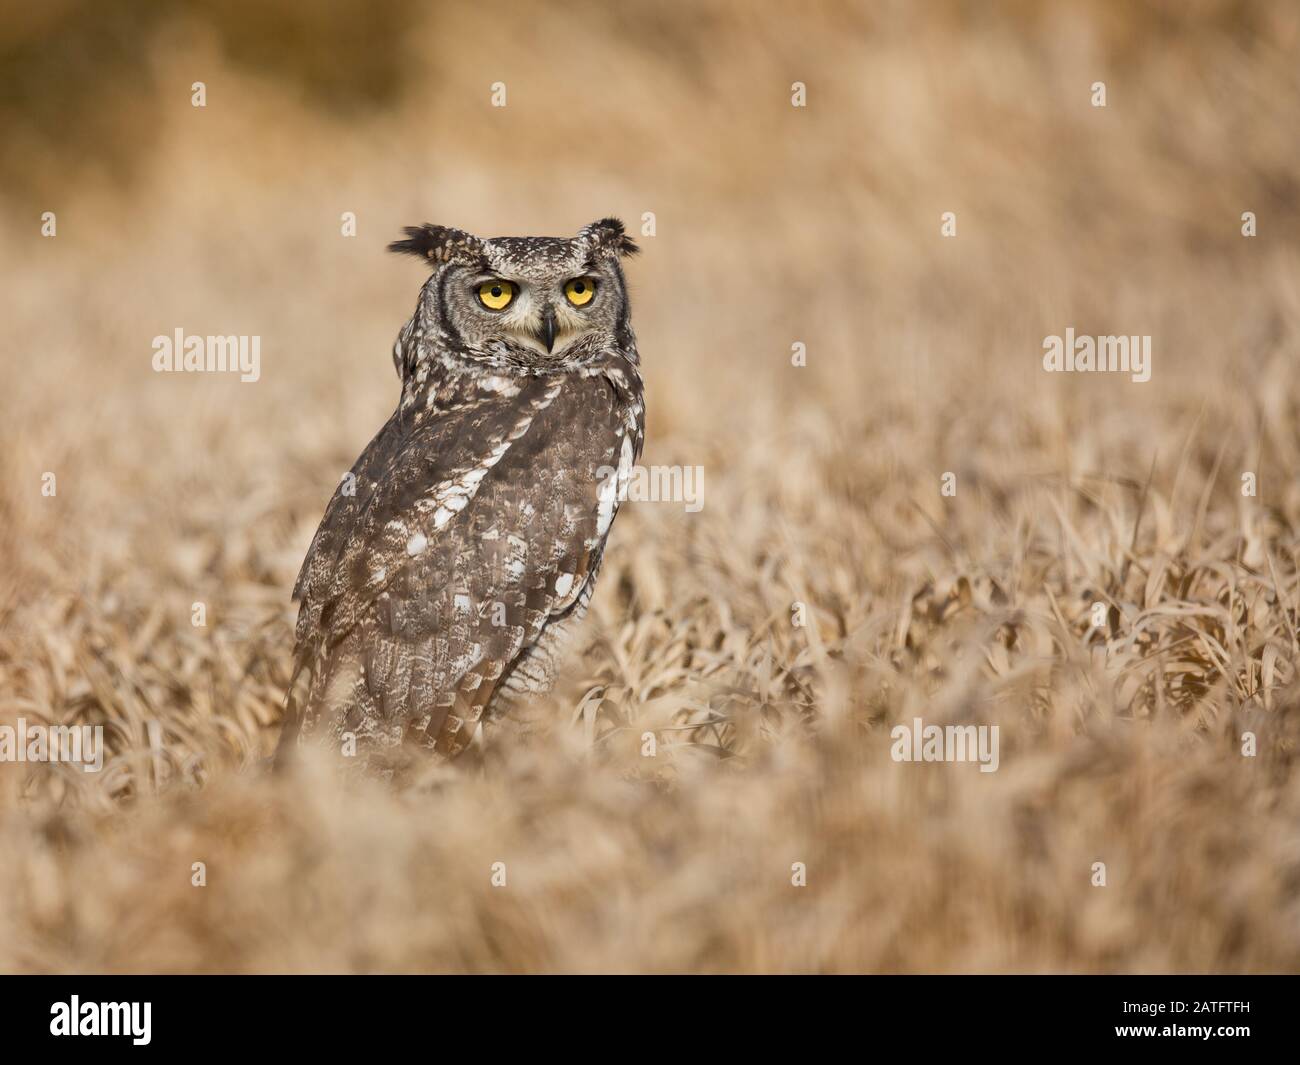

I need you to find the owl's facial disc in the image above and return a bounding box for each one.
[464,271,603,358]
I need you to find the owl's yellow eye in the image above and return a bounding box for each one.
[564,277,596,307]
[477,280,515,311]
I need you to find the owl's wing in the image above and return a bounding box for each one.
[283,373,630,758]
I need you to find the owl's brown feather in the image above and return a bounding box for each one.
[279,359,641,763]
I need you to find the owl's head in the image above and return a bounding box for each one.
[390,218,639,371]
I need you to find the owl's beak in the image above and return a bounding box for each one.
[537,308,558,353]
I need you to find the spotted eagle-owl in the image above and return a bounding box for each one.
[276,218,643,766]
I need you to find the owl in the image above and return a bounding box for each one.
[275,218,643,767]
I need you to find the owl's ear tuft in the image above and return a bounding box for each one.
[388,225,487,267]
[580,217,640,259]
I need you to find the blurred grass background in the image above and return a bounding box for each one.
[1,0,1300,972]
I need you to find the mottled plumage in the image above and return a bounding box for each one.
[277,219,643,766]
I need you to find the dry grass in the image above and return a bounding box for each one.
[2,0,1300,972]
